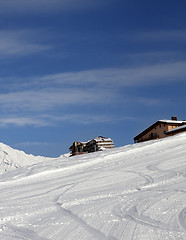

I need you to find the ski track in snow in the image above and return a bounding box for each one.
[0,133,186,239]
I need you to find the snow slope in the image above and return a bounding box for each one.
[0,133,186,240]
[0,142,52,173]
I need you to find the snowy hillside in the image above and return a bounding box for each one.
[0,142,51,173]
[0,133,186,240]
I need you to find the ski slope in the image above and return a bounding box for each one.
[0,133,186,240]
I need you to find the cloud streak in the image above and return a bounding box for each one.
[0,29,51,57]
[38,61,186,87]
[3,60,184,89]
[0,0,110,14]
[0,60,185,111]
[0,113,134,127]
[0,60,185,127]
[0,116,50,127]
[0,88,117,112]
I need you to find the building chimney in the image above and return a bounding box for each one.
[171,116,177,121]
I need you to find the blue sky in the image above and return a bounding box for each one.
[0,0,186,157]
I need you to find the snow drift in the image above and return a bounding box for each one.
[0,133,186,239]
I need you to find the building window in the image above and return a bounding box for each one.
[159,124,161,128]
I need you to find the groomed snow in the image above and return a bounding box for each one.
[0,133,186,239]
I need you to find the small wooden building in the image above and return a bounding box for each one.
[134,117,186,143]
[69,141,87,156]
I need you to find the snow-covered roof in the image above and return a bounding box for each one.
[94,136,112,142]
[159,120,186,124]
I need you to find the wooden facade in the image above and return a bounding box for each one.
[165,124,186,136]
[134,117,186,143]
[69,142,87,156]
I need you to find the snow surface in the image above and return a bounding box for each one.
[0,143,53,174]
[0,133,186,239]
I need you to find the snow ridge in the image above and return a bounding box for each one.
[0,142,48,173]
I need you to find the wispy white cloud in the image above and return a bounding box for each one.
[0,61,185,112]
[0,60,184,127]
[0,0,110,14]
[0,29,51,57]
[0,113,134,127]
[0,87,117,112]
[0,116,49,127]
[37,61,186,87]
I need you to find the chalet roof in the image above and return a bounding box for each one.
[134,120,186,141]
[159,120,186,124]
[94,136,112,142]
